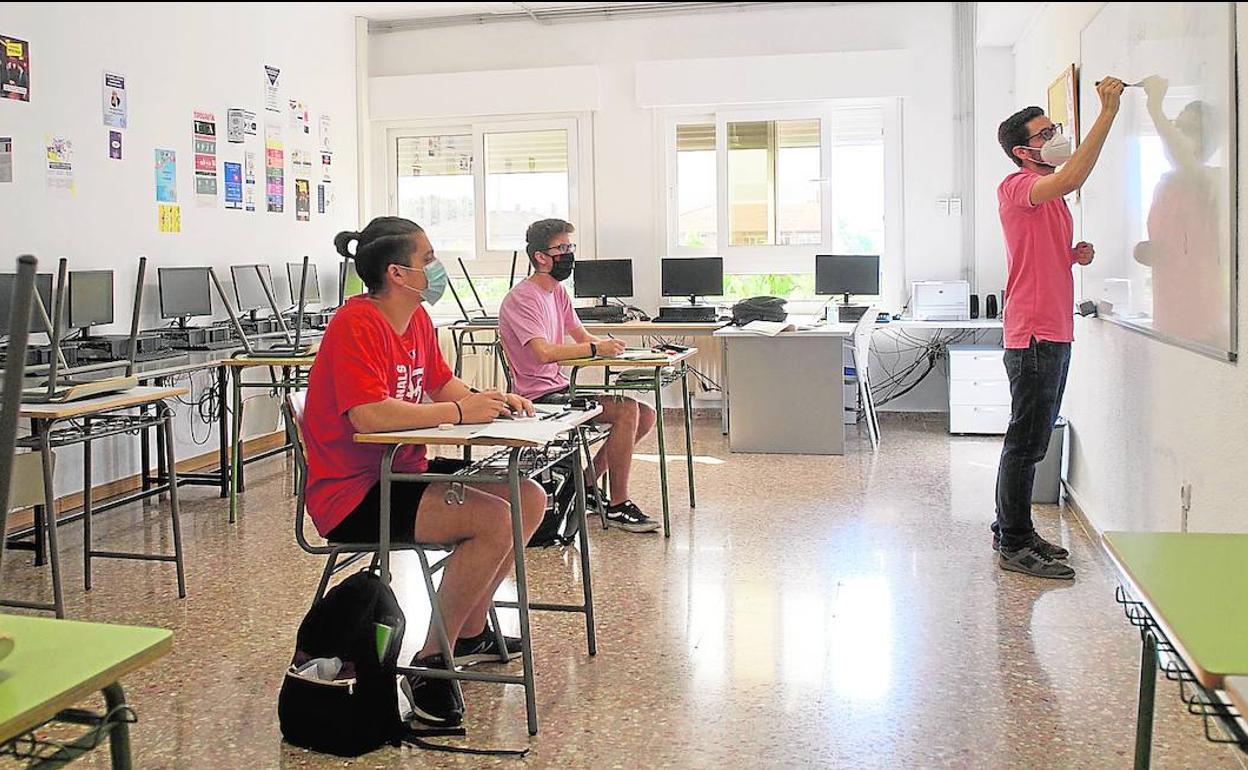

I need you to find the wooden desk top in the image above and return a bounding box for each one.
[222,353,317,368]
[438,318,728,336]
[18,386,188,420]
[563,348,696,368]
[0,613,172,743]
[1103,532,1248,690]
[354,406,601,448]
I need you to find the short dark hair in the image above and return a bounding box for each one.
[525,219,575,264]
[998,106,1045,167]
[333,216,424,293]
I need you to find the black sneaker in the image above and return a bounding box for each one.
[604,500,660,533]
[402,655,464,727]
[993,532,1070,560]
[454,627,522,666]
[998,543,1076,580]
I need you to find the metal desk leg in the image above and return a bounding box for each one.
[83,420,93,592]
[507,448,539,735]
[154,407,167,496]
[102,682,133,770]
[39,429,65,618]
[572,433,597,656]
[653,369,671,538]
[1134,629,1158,770]
[217,364,228,498]
[681,362,696,509]
[453,329,466,379]
[720,338,729,435]
[139,404,151,493]
[229,367,243,524]
[162,405,187,598]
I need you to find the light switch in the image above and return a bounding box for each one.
[937,198,950,216]
[950,197,963,216]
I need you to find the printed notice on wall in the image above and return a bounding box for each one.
[289,99,310,136]
[1,35,30,102]
[102,71,127,128]
[318,115,331,152]
[227,108,256,143]
[244,151,257,212]
[0,137,12,183]
[45,136,74,192]
[265,124,284,213]
[264,65,281,112]
[192,111,218,202]
[295,178,310,222]
[158,203,181,234]
[154,149,177,203]
[320,152,332,183]
[224,161,242,210]
[109,130,122,160]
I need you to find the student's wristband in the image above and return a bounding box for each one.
[589,342,598,357]
[453,401,464,425]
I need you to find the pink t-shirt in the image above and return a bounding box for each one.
[498,279,584,399]
[998,168,1078,349]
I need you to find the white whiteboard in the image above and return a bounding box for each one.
[1078,2,1237,359]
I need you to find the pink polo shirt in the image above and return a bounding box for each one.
[498,278,584,399]
[998,168,1077,349]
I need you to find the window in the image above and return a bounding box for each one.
[396,134,475,256]
[675,124,716,249]
[484,130,570,252]
[727,119,821,246]
[830,110,885,255]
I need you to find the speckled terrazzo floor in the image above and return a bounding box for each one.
[3,415,1246,769]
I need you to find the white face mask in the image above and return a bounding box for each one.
[1025,132,1073,167]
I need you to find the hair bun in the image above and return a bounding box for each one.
[333,230,360,258]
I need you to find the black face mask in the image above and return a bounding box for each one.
[549,252,575,282]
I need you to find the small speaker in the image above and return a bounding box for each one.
[970,294,980,319]
[985,294,999,319]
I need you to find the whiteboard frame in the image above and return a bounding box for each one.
[1078,1,1239,363]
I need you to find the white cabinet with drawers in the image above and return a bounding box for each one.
[948,345,1010,434]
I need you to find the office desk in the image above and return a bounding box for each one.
[5,387,188,618]
[1227,677,1248,724]
[715,326,855,454]
[565,349,697,537]
[1103,532,1248,769]
[222,353,316,523]
[0,613,171,768]
[355,405,601,736]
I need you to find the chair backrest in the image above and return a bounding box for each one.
[0,254,39,577]
[493,339,515,393]
[283,391,322,554]
[850,305,879,379]
[8,452,51,510]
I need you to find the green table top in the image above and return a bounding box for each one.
[0,614,172,743]
[1102,532,1248,689]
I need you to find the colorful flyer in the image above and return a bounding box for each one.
[264,123,284,213]
[1,35,30,102]
[192,111,217,200]
[318,114,331,152]
[320,152,333,183]
[109,130,122,160]
[154,148,177,203]
[222,160,240,209]
[102,71,126,128]
[264,65,281,112]
[316,184,325,215]
[0,136,12,183]
[226,108,256,143]
[243,151,257,212]
[158,203,181,234]
[295,178,310,222]
[45,136,74,192]
[289,99,310,135]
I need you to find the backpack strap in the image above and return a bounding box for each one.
[399,726,530,757]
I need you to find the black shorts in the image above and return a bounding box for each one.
[325,458,468,544]
[533,386,571,404]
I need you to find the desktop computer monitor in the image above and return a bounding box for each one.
[661,257,723,303]
[0,272,54,335]
[231,264,274,315]
[573,259,633,305]
[69,270,115,332]
[287,262,321,305]
[158,267,213,321]
[815,254,880,300]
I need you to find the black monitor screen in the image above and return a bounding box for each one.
[573,259,633,299]
[158,267,213,319]
[231,264,273,312]
[0,272,54,335]
[69,270,115,329]
[287,262,321,305]
[815,255,880,296]
[661,257,723,298]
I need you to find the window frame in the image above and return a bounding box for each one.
[382,113,594,277]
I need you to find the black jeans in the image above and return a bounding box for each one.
[993,338,1071,551]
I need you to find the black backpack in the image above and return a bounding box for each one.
[731,295,788,325]
[528,458,581,548]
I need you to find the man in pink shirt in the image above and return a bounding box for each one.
[499,219,660,534]
[992,77,1124,579]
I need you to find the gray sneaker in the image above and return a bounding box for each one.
[999,543,1075,580]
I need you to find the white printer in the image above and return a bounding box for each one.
[911,280,971,321]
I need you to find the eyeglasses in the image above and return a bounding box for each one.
[542,243,576,256]
[1026,123,1063,143]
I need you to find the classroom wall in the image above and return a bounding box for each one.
[368,2,967,412]
[1012,1,1248,534]
[0,3,359,495]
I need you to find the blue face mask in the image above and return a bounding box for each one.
[397,259,448,305]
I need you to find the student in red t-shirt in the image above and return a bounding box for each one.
[303,216,543,727]
[991,77,1124,580]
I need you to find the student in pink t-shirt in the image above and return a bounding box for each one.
[991,77,1124,580]
[499,219,660,534]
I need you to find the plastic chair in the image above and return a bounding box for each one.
[848,306,881,449]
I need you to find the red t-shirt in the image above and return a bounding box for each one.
[998,168,1077,348]
[302,296,453,536]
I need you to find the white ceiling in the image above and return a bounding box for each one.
[975,2,1042,48]
[336,2,643,21]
